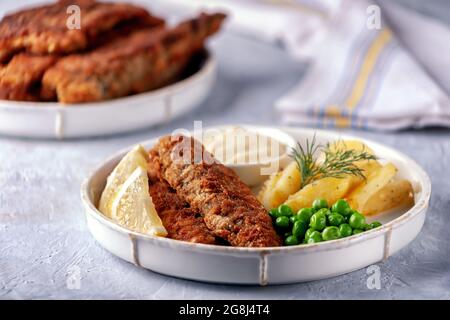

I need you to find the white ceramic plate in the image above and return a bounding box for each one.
[0,51,216,139]
[81,126,431,285]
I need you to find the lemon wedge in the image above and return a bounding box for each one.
[99,145,149,218]
[111,166,167,237]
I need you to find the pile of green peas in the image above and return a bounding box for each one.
[269,199,382,246]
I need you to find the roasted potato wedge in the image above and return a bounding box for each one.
[258,161,301,209]
[284,177,353,212]
[264,139,410,217]
[327,140,375,155]
[279,140,382,212]
[345,159,382,192]
[363,179,414,216]
[324,139,381,190]
[347,163,398,213]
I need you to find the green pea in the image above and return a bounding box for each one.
[349,212,366,229]
[292,219,308,238]
[307,231,323,243]
[343,209,357,219]
[289,216,298,224]
[275,216,290,229]
[353,229,364,235]
[309,211,327,231]
[339,224,352,237]
[297,208,314,221]
[285,235,299,246]
[363,223,372,231]
[341,207,354,218]
[312,198,328,211]
[322,226,340,241]
[370,221,382,229]
[327,213,345,226]
[278,204,294,217]
[350,209,362,216]
[304,228,314,242]
[284,232,292,238]
[269,208,280,218]
[316,208,332,216]
[331,199,350,215]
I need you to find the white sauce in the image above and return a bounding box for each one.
[202,126,287,165]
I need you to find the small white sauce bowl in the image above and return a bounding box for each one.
[205,125,297,186]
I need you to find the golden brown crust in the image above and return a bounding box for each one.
[147,149,217,245]
[0,0,166,102]
[0,0,163,61]
[155,136,282,247]
[0,1,224,103]
[0,53,58,101]
[40,13,225,103]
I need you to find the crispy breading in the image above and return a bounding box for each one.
[0,13,164,102]
[0,53,57,101]
[155,136,282,248]
[0,1,224,103]
[41,13,225,103]
[147,149,217,245]
[0,0,163,62]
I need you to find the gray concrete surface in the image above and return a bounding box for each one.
[0,1,449,299]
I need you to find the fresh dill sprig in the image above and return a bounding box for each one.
[291,136,377,188]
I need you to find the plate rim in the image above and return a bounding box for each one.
[81,126,431,255]
[0,49,215,111]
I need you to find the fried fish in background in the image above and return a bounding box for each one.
[41,13,226,103]
[155,135,282,248]
[147,149,217,245]
[0,53,58,101]
[0,0,164,63]
[0,0,165,101]
[0,1,225,103]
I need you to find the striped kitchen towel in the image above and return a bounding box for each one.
[150,0,450,130]
[275,0,450,130]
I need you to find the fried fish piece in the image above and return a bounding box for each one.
[0,0,164,62]
[147,149,217,245]
[0,14,164,102]
[155,136,282,248]
[0,53,57,101]
[41,13,225,103]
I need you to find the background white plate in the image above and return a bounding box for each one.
[81,126,431,285]
[0,51,216,139]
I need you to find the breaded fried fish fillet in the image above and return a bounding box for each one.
[147,149,217,245]
[0,53,57,101]
[155,136,282,248]
[0,0,164,62]
[0,13,164,102]
[41,13,225,103]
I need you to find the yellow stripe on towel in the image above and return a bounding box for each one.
[323,105,352,128]
[335,116,351,128]
[344,28,392,111]
[322,109,352,129]
[324,105,341,117]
